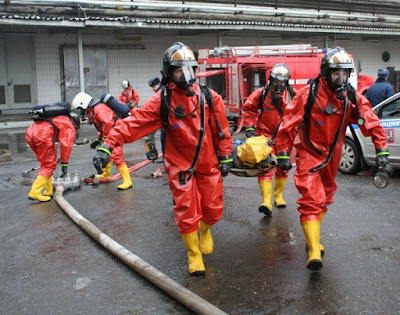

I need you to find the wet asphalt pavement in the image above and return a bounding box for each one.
[1,124,400,315]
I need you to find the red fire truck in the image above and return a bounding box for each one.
[197,44,373,129]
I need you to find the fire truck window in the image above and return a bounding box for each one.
[206,74,225,99]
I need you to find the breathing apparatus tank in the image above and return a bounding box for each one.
[100,93,130,118]
[28,102,71,118]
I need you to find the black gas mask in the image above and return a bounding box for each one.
[171,66,197,97]
[271,79,287,105]
[327,69,349,100]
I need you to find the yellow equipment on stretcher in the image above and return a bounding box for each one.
[231,135,278,177]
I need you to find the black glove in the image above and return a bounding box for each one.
[218,155,233,177]
[90,138,102,149]
[375,149,390,168]
[127,101,135,109]
[277,152,292,172]
[278,159,292,172]
[146,144,159,162]
[219,162,232,177]
[60,162,68,178]
[245,126,257,138]
[93,145,112,175]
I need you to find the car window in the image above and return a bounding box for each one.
[380,99,400,119]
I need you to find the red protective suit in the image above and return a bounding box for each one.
[243,86,294,181]
[88,103,126,168]
[275,79,388,223]
[118,86,139,111]
[105,83,232,234]
[25,115,76,178]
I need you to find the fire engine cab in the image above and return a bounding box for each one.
[197,44,373,129]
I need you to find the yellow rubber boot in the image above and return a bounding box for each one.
[319,213,325,254]
[302,221,323,270]
[306,213,325,255]
[258,180,273,215]
[43,176,53,197]
[274,178,287,208]
[199,221,214,255]
[96,162,112,179]
[28,176,52,202]
[117,165,133,190]
[181,231,205,276]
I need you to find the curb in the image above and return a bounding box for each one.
[0,121,33,129]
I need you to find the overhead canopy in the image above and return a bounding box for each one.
[1,0,400,41]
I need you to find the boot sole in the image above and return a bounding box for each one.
[275,203,286,208]
[28,197,51,202]
[191,270,205,277]
[118,186,132,190]
[307,259,323,271]
[259,205,272,216]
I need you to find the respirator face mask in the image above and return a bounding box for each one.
[327,69,349,100]
[271,78,287,105]
[172,66,197,96]
[272,79,287,95]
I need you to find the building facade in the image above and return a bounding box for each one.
[1,0,400,113]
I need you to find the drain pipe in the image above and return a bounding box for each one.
[54,184,227,315]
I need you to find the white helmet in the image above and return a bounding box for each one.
[121,79,131,90]
[72,92,93,110]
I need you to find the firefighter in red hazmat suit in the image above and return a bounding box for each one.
[243,62,296,216]
[72,92,133,190]
[93,42,233,276]
[275,47,390,271]
[26,111,78,202]
[118,79,140,111]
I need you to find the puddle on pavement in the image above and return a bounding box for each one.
[0,132,28,155]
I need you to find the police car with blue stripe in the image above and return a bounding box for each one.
[340,92,400,175]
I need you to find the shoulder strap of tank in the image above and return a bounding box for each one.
[305,77,320,119]
[259,85,270,111]
[199,84,213,110]
[303,77,323,156]
[346,83,357,105]
[33,117,58,132]
[160,85,213,127]
[33,117,59,144]
[287,84,295,99]
[160,87,170,127]
[200,84,226,140]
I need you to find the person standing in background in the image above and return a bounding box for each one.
[119,79,140,111]
[366,68,395,107]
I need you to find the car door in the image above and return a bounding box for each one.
[364,94,400,167]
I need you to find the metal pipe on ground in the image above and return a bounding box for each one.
[54,183,227,315]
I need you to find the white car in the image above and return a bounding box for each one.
[339,92,400,175]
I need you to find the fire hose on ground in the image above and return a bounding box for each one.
[84,153,164,184]
[54,179,227,315]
